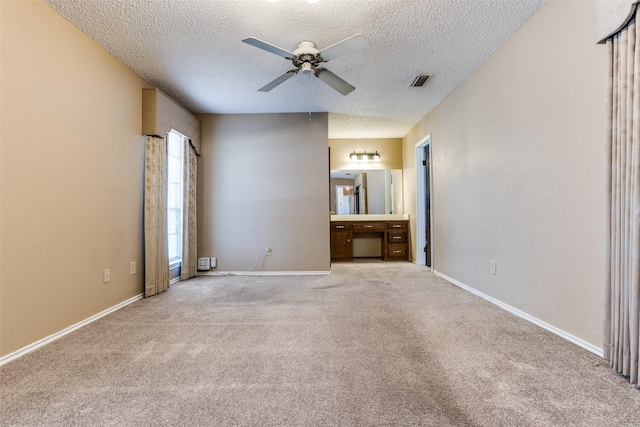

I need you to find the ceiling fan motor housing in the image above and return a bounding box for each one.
[292,41,323,73]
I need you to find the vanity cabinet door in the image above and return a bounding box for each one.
[331,223,353,261]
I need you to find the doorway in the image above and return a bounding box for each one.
[335,185,354,215]
[415,134,433,268]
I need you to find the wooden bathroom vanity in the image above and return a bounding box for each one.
[330,216,409,261]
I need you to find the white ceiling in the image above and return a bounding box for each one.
[43,0,546,139]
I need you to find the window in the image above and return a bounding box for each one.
[167,130,185,267]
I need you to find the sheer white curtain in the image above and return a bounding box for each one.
[605,6,640,387]
[144,135,169,297]
[181,140,198,280]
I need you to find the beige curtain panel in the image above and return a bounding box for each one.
[181,141,198,281]
[144,135,170,297]
[605,6,640,387]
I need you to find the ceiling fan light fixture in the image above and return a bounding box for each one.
[301,62,313,74]
[410,75,430,87]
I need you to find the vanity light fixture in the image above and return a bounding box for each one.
[349,151,380,162]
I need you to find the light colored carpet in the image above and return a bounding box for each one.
[1,262,639,426]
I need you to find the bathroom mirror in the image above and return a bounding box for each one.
[330,169,403,215]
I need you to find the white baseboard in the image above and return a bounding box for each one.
[198,271,330,276]
[0,293,144,367]
[432,270,604,358]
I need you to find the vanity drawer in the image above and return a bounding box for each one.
[387,244,407,258]
[331,222,351,231]
[387,222,408,230]
[353,222,386,232]
[387,232,406,243]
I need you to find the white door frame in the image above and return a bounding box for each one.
[415,134,433,269]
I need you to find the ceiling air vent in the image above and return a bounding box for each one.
[410,75,430,87]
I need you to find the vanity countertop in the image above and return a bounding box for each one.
[331,214,409,221]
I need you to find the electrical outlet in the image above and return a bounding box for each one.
[490,260,497,275]
[104,269,110,283]
[265,247,272,256]
[210,257,217,268]
[131,261,136,275]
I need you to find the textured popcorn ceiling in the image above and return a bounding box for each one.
[44,0,546,138]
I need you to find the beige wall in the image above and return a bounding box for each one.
[1,1,148,356]
[403,0,607,348]
[197,113,330,272]
[329,138,402,170]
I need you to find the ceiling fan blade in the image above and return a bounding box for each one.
[315,69,355,95]
[319,34,369,61]
[242,37,293,59]
[258,70,297,92]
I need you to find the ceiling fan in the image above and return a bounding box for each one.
[241,34,369,95]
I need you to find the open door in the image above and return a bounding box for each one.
[415,134,433,268]
[424,145,432,267]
